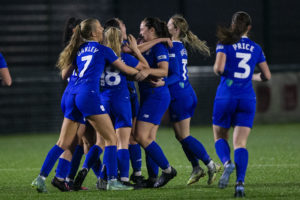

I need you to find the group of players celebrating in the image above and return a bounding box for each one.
[31,11,271,198]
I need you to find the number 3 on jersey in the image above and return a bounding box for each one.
[79,55,93,77]
[234,53,251,79]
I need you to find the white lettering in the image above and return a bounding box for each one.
[232,42,254,52]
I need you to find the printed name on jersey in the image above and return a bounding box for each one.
[157,55,167,60]
[232,43,254,52]
[180,48,187,57]
[169,53,175,58]
[77,46,99,56]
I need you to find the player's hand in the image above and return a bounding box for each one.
[135,69,150,81]
[127,34,138,51]
[150,78,165,87]
[161,38,173,48]
[252,73,261,81]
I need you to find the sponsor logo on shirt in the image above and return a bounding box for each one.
[169,53,175,58]
[180,49,187,56]
[157,55,167,60]
[216,44,224,50]
[143,114,149,118]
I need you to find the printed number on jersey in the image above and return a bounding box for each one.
[234,53,251,79]
[182,59,188,80]
[101,66,121,86]
[79,55,93,77]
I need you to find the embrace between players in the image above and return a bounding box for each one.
[31,11,271,198]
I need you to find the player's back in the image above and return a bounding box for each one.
[215,36,265,99]
[101,52,138,95]
[73,41,118,94]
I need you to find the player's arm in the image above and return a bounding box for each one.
[112,59,150,82]
[138,38,172,53]
[148,61,168,77]
[127,34,150,70]
[61,65,75,80]
[213,52,226,76]
[252,61,271,82]
[0,68,12,86]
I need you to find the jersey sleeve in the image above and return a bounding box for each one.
[165,51,180,85]
[154,43,169,63]
[103,46,119,64]
[257,46,266,64]
[216,43,227,54]
[122,53,139,68]
[0,53,8,68]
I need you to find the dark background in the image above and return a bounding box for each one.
[0,0,299,133]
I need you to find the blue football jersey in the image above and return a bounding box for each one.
[101,52,138,92]
[0,53,8,68]
[138,43,169,92]
[172,41,189,86]
[72,41,118,93]
[215,36,266,99]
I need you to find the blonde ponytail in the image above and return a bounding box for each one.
[56,18,100,71]
[183,30,210,56]
[171,14,210,57]
[103,27,122,57]
[57,25,83,71]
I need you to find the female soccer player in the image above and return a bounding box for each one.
[31,18,149,192]
[213,11,271,197]
[103,18,145,185]
[0,52,12,86]
[99,26,149,187]
[134,17,176,188]
[151,14,220,186]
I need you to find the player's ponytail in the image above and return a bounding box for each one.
[217,11,252,45]
[57,18,99,71]
[103,27,122,57]
[171,14,210,56]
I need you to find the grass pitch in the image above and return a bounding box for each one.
[0,123,299,199]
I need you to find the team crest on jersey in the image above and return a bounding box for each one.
[100,105,105,112]
[180,49,187,56]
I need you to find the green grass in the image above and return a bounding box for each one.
[0,124,300,199]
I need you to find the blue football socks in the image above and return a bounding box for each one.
[67,145,84,180]
[234,148,248,183]
[82,145,103,170]
[129,144,142,172]
[181,136,211,165]
[117,149,130,179]
[144,141,169,170]
[215,139,231,165]
[56,158,71,179]
[40,145,64,177]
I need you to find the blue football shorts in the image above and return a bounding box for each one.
[213,98,256,128]
[137,89,171,125]
[65,91,106,123]
[102,91,132,129]
[169,85,197,122]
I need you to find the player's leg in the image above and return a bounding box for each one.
[129,117,144,184]
[87,114,133,190]
[233,126,250,197]
[73,129,104,191]
[116,127,132,185]
[31,118,78,193]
